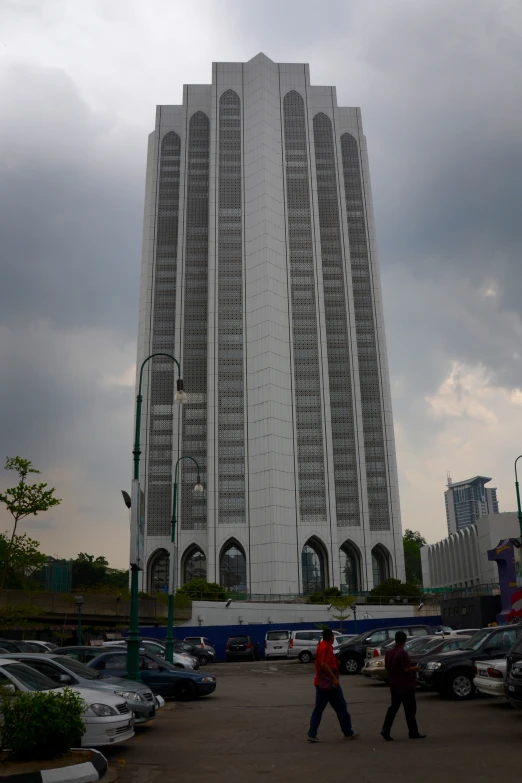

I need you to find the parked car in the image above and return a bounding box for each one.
[337,624,435,675]
[265,630,290,659]
[0,653,158,724]
[59,643,196,671]
[226,635,260,662]
[287,630,323,663]
[55,646,113,664]
[0,659,134,747]
[0,639,39,653]
[184,636,215,656]
[174,640,215,666]
[431,625,454,635]
[363,636,439,681]
[448,628,481,637]
[87,650,216,700]
[21,640,58,652]
[332,634,357,653]
[104,639,168,658]
[473,659,507,697]
[417,625,522,700]
[504,632,522,709]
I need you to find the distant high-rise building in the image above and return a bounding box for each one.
[445,475,499,535]
[135,54,405,596]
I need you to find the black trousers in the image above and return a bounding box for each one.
[382,689,419,737]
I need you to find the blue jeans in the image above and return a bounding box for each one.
[308,685,353,738]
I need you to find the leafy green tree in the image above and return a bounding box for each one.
[177,578,228,601]
[329,596,356,632]
[0,457,61,593]
[0,533,46,589]
[403,529,427,585]
[0,604,43,630]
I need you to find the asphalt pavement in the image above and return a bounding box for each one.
[105,659,521,782]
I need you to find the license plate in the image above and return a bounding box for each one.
[509,685,515,692]
[275,646,282,649]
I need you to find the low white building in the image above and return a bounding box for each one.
[421,512,519,590]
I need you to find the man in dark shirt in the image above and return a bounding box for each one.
[381,630,426,741]
[307,628,359,743]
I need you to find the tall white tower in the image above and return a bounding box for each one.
[136,54,405,597]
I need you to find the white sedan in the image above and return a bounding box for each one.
[0,659,134,747]
[473,659,507,697]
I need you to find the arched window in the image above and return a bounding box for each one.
[371,545,390,587]
[183,547,207,583]
[339,542,361,593]
[220,541,247,592]
[302,538,327,595]
[148,549,169,594]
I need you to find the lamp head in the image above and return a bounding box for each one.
[193,477,204,494]
[175,378,188,403]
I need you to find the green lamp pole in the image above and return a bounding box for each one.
[165,455,204,664]
[75,596,83,645]
[515,455,522,537]
[127,353,185,682]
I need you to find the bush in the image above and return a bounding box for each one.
[367,578,422,604]
[306,587,343,604]
[177,578,228,601]
[1,688,85,760]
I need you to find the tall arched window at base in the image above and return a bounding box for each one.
[302,538,328,595]
[339,541,361,593]
[371,544,391,587]
[148,549,169,594]
[220,541,247,592]
[183,546,207,583]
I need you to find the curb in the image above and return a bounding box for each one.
[0,749,108,783]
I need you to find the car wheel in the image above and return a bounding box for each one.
[199,654,209,666]
[447,670,474,700]
[342,655,360,675]
[299,651,312,664]
[174,680,196,701]
[174,664,184,669]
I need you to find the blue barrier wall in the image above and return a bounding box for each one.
[137,615,441,662]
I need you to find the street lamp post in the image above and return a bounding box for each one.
[75,596,84,645]
[352,603,358,634]
[515,456,522,537]
[127,353,185,682]
[165,455,204,664]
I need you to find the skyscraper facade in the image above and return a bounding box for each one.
[445,475,499,535]
[135,54,405,596]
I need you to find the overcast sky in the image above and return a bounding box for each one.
[1,0,521,569]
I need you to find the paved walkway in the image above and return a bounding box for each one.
[105,659,521,782]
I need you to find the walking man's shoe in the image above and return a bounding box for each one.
[380,731,393,741]
[343,731,360,740]
[307,735,319,743]
[409,734,427,740]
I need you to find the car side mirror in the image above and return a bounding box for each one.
[59,674,72,684]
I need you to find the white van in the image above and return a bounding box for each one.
[265,630,291,659]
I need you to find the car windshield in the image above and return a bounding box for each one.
[51,656,100,680]
[2,663,57,691]
[229,637,248,643]
[410,637,441,654]
[461,630,491,651]
[267,632,288,641]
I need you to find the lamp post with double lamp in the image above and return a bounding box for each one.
[515,455,522,537]
[164,455,204,664]
[75,596,84,645]
[127,353,186,682]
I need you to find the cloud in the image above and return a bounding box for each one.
[1,0,522,562]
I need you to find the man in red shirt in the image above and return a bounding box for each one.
[307,628,359,742]
[381,630,426,741]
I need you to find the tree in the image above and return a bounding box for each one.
[0,533,46,589]
[0,457,61,593]
[176,578,228,601]
[329,596,356,632]
[306,587,343,604]
[403,529,427,585]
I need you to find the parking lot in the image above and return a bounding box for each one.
[108,659,521,782]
